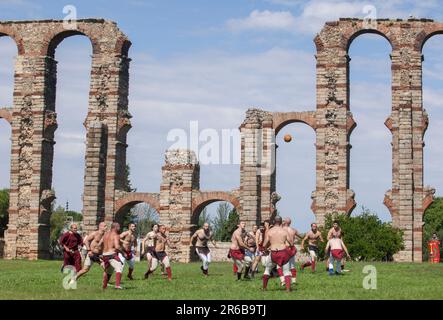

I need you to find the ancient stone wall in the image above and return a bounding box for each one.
[1,19,131,259]
[2,18,441,262]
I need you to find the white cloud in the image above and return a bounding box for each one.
[226,10,297,32]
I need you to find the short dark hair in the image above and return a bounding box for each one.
[274,216,282,225]
[333,220,339,225]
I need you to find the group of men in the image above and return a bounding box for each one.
[59,216,351,292]
[59,221,176,289]
[223,217,351,291]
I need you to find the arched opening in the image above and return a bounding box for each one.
[49,34,92,249]
[421,34,443,260]
[0,35,16,239]
[348,33,392,221]
[275,122,316,231]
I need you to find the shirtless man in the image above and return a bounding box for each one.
[142,224,159,276]
[326,220,343,271]
[229,221,255,280]
[282,217,303,285]
[144,225,176,281]
[301,223,324,272]
[248,225,263,278]
[325,234,350,275]
[262,216,294,292]
[244,225,259,277]
[102,222,124,290]
[191,222,217,276]
[119,223,137,280]
[75,222,107,281]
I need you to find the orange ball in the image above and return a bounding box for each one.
[283,134,292,143]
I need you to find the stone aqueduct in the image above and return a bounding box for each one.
[1,18,442,262]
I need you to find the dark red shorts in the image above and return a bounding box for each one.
[287,246,297,257]
[271,249,291,267]
[331,249,344,260]
[229,249,245,261]
[124,250,133,260]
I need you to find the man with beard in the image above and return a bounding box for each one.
[301,223,324,272]
[191,222,217,276]
[119,223,137,280]
[229,221,255,280]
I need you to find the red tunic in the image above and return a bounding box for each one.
[59,231,83,272]
[59,231,83,250]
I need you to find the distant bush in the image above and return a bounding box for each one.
[309,208,404,261]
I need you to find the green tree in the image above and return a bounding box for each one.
[313,208,404,261]
[198,208,211,228]
[423,197,443,261]
[124,203,159,237]
[0,189,9,237]
[123,164,136,193]
[212,202,231,240]
[216,207,239,242]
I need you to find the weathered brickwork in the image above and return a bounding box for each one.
[1,19,131,259]
[2,18,441,262]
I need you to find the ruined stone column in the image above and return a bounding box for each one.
[313,25,355,226]
[388,25,428,262]
[5,55,57,259]
[82,52,131,231]
[239,109,275,228]
[159,149,199,262]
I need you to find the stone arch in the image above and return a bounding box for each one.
[0,109,12,124]
[345,28,394,53]
[0,28,24,54]
[191,191,241,225]
[272,111,317,135]
[416,23,443,52]
[44,29,99,57]
[114,192,160,223]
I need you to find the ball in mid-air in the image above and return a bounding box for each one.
[283,134,292,143]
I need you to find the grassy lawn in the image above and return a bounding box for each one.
[0,259,442,299]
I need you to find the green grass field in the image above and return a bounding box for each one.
[0,259,442,300]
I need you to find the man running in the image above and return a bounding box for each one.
[325,234,351,275]
[142,224,159,277]
[144,225,176,281]
[191,222,217,276]
[262,216,294,292]
[326,220,345,271]
[229,221,254,280]
[75,222,107,281]
[102,222,124,289]
[119,223,137,280]
[282,217,302,285]
[301,223,324,272]
[59,223,83,273]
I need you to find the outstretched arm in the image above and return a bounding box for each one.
[341,240,351,258]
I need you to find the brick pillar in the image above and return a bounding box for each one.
[159,150,199,262]
[389,31,427,262]
[5,55,57,259]
[83,53,131,229]
[314,42,354,225]
[239,109,274,229]
[82,121,108,233]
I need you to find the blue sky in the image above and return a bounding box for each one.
[1,0,443,232]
